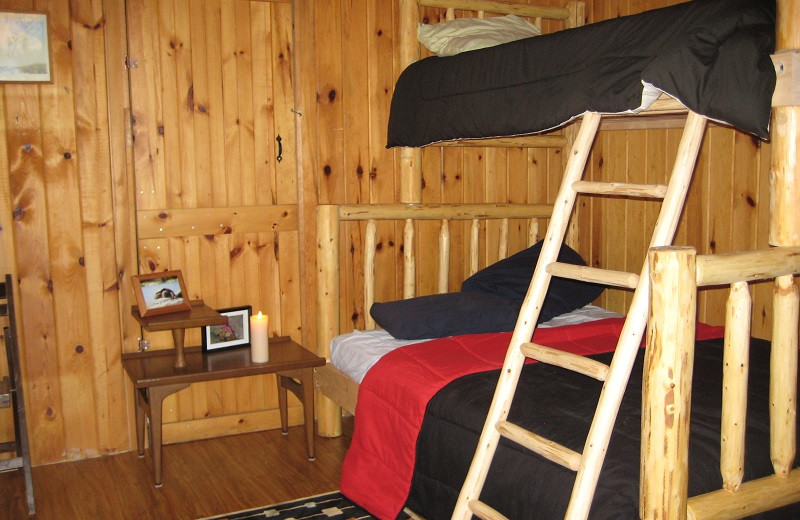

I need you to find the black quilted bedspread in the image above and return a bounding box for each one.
[406,337,800,519]
[388,0,776,147]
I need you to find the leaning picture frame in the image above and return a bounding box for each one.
[0,10,52,83]
[201,306,252,352]
[131,270,191,318]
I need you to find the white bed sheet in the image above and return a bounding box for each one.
[330,304,621,384]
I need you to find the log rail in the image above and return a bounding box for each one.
[643,246,800,520]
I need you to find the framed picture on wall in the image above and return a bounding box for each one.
[131,270,191,318]
[201,306,252,352]
[0,11,52,83]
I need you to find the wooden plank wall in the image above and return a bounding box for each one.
[126,0,301,445]
[295,1,571,343]
[0,0,777,466]
[576,1,775,339]
[0,0,131,464]
[297,0,776,346]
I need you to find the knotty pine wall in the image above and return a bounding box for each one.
[0,0,134,465]
[0,0,775,466]
[297,0,776,346]
[578,1,775,339]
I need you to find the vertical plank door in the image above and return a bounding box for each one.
[126,0,302,444]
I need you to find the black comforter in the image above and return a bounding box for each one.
[388,0,776,147]
[406,337,800,519]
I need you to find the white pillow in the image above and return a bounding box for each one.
[418,14,541,57]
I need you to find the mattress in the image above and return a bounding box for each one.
[330,304,620,383]
[387,0,776,147]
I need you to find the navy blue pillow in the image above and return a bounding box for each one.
[461,240,605,322]
[370,292,520,340]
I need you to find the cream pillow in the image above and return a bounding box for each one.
[418,14,541,57]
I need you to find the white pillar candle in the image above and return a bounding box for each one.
[250,311,269,363]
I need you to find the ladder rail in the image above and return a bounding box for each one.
[451,112,603,520]
[566,111,708,519]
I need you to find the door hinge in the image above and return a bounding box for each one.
[125,55,139,69]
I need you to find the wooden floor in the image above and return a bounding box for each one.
[0,419,353,520]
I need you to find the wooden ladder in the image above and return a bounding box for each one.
[0,274,35,515]
[451,110,708,520]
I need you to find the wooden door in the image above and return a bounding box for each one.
[126,0,301,443]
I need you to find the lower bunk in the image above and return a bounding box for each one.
[407,337,799,519]
[339,320,800,520]
[314,204,800,519]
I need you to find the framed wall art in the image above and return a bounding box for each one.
[0,11,52,83]
[131,270,191,318]
[202,306,252,352]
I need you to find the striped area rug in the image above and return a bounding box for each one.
[200,491,413,520]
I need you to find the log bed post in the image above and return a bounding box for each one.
[316,205,342,437]
[769,0,800,478]
[641,246,697,520]
[721,281,751,492]
[400,0,422,204]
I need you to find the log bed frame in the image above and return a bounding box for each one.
[313,1,800,519]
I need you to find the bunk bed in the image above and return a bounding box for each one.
[313,0,800,519]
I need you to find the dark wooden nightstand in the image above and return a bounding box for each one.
[122,336,325,486]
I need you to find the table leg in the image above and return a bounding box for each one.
[135,389,146,458]
[146,383,189,487]
[171,328,187,369]
[277,375,289,435]
[298,368,316,461]
[277,369,316,461]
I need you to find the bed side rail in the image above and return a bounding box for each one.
[643,245,800,520]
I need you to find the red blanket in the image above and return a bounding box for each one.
[340,318,724,519]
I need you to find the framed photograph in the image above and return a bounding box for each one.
[202,306,252,352]
[131,270,191,318]
[0,11,52,83]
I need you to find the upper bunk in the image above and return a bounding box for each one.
[388,0,779,148]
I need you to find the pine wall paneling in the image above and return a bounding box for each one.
[573,0,776,338]
[0,0,779,466]
[297,0,777,342]
[0,0,132,465]
[126,0,301,444]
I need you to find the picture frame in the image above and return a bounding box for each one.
[202,306,252,352]
[131,270,191,318]
[0,11,52,83]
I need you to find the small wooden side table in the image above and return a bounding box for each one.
[122,336,325,486]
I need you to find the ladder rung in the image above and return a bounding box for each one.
[496,420,582,471]
[0,456,23,471]
[572,180,668,198]
[520,342,610,380]
[0,376,9,408]
[468,500,509,520]
[547,261,640,289]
